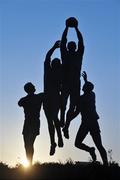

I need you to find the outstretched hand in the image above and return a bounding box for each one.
[54,40,61,48]
[82,71,87,82]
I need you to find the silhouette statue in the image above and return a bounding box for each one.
[63,71,108,166]
[43,41,64,156]
[60,17,84,127]
[18,82,43,165]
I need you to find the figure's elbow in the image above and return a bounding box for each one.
[18,101,22,107]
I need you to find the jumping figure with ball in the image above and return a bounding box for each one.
[60,17,85,129]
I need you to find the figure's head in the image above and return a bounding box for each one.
[82,81,94,93]
[24,82,36,94]
[67,41,76,52]
[51,58,61,70]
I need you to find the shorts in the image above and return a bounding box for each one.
[81,119,101,135]
[43,94,60,119]
[22,119,40,136]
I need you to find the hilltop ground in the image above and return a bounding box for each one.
[0,161,120,180]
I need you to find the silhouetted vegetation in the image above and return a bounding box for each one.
[0,160,120,180]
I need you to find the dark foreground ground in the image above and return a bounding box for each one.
[0,161,120,180]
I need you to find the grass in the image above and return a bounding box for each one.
[0,160,120,180]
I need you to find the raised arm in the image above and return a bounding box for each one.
[75,26,84,43]
[75,26,84,54]
[45,40,60,63]
[61,26,68,43]
[82,71,88,83]
[60,26,68,56]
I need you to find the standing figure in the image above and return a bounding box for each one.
[18,82,43,165]
[63,72,108,165]
[43,41,63,156]
[60,17,84,127]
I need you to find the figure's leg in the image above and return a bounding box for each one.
[91,131,108,165]
[47,118,56,155]
[75,124,96,161]
[29,134,36,165]
[23,134,29,163]
[23,134,36,165]
[54,118,64,147]
[63,95,77,139]
[62,111,73,139]
[44,109,56,155]
[69,79,80,113]
[52,96,64,148]
[63,82,80,138]
[60,84,69,127]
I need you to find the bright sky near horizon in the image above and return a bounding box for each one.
[0,0,120,166]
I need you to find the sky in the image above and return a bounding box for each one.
[0,0,120,167]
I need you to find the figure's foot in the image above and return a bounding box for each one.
[60,120,65,127]
[58,138,64,147]
[62,127,69,139]
[28,159,32,166]
[50,143,57,156]
[89,147,96,161]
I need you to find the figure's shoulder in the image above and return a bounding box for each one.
[37,92,44,99]
[91,91,95,97]
[19,95,28,101]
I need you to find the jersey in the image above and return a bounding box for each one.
[61,39,84,84]
[44,59,62,96]
[78,91,99,122]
